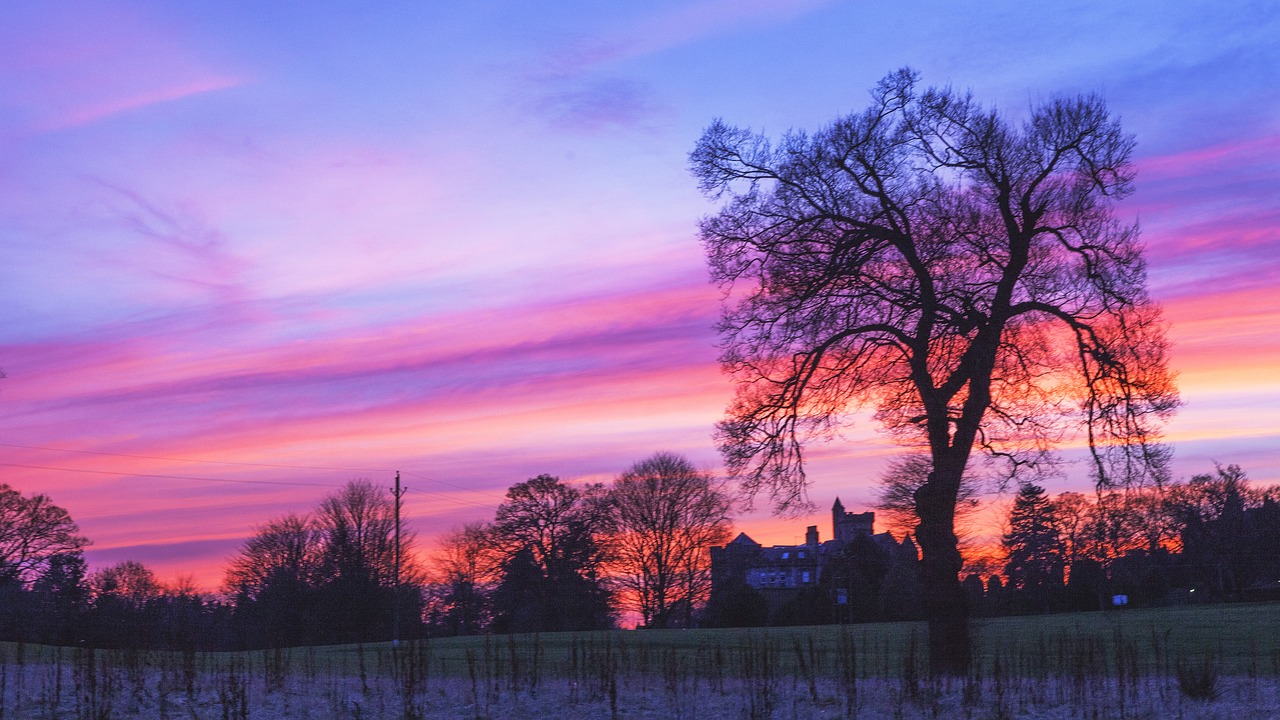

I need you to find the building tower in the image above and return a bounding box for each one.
[832,497,875,544]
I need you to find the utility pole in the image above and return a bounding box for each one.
[392,471,406,648]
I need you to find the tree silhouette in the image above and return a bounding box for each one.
[313,480,422,642]
[29,553,89,643]
[0,483,89,585]
[691,68,1177,674]
[490,474,613,631]
[224,480,423,646]
[225,513,321,599]
[429,522,500,635]
[87,560,164,647]
[225,513,322,647]
[608,452,732,628]
[1003,484,1064,612]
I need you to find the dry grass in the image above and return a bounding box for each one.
[2,602,1279,718]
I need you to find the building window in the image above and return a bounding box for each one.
[802,571,811,584]
[782,552,789,559]
[798,551,805,558]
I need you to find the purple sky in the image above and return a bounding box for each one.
[1,1,1277,588]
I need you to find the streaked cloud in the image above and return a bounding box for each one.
[0,0,1275,590]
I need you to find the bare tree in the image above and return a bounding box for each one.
[0,484,90,585]
[490,474,614,631]
[691,68,1177,674]
[1050,491,1093,569]
[434,522,501,590]
[492,474,610,581]
[608,452,733,628]
[875,453,980,539]
[89,560,162,611]
[316,479,420,587]
[224,513,321,599]
[429,522,501,635]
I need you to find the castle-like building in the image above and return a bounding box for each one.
[709,498,918,609]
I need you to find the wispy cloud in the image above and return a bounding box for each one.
[41,76,243,132]
[515,0,831,133]
[530,77,664,133]
[0,3,244,135]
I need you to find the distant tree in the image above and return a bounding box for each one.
[316,479,408,586]
[702,579,769,628]
[429,522,500,635]
[488,547,549,633]
[29,552,89,643]
[156,576,231,651]
[961,573,986,615]
[313,479,423,643]
[1177,464,1261,598]
[225,479,424,646]
[608,452,733,628]
[1049,492,1092,571]
[1003,484,1063,611]
[90,560,163,610]
[1063,557,1106,611]
[1084,489,1158,561]
[691,68,1177,673]
[88,560,165,648]
[225,513,323,647]
[0,484,89,585]
[225,513,321,599]
[490,474,613,631]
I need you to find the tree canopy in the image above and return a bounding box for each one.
[608,452,732,628]
[0,483,89,585]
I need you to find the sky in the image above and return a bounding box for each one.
[1,1,1277,590]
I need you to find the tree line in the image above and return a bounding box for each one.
[992,464,1280,614]
[0,478,419,649]
[0,452,732,649]
[2,460,1275,650]
[425,452,732,635]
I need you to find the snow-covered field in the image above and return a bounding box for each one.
[1,650,1277,719]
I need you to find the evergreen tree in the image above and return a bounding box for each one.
[1003,484,1064,612]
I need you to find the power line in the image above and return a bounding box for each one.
[0,462,336,488]
[0,441,508,502]
[0,442,392,474]
[0,462,497,511]
[402,486,500,511]
[399,469,508,501]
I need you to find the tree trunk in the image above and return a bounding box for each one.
[915,474,971,676]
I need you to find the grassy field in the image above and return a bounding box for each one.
[285,600,1280,677]
[2,602,1278,718]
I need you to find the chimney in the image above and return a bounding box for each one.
[806,525,819,548]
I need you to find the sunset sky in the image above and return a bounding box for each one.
[2,1,1277,590]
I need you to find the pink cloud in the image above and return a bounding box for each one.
[0,3,245,134]
[40,75,243,132]
[0,276,734,588]
[1137,134,1280,180]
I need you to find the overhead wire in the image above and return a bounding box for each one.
[0,462,498,512]
[0,441,396,474]
[0,462,337,488]
[0,441,508,505]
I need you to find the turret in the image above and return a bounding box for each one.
[833,497,875,544]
